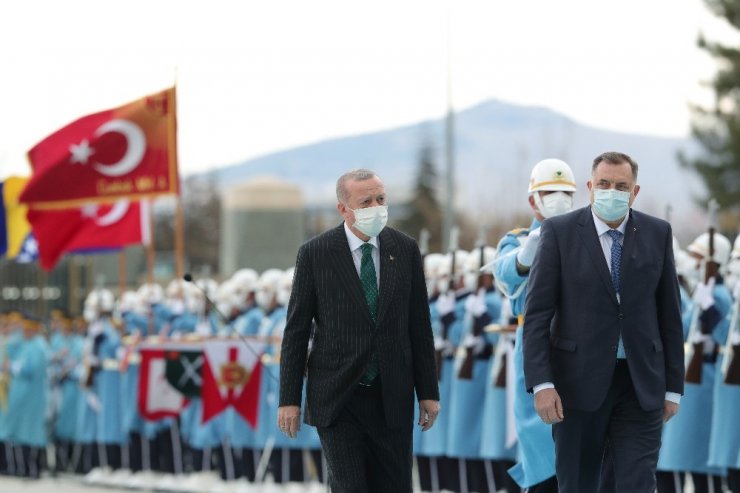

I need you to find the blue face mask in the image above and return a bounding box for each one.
[592,189,630,222]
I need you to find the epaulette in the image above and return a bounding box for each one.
[508,228,529,236]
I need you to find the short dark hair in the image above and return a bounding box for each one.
[591,152,638,180]
[336,169,378,203]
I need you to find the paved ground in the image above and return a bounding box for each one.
[0,472,702,493]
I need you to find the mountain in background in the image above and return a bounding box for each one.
[206,99,706,242]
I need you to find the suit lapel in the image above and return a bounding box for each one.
[620,210,638,289]
[329,224,375,327]
[576,207,619,306]
[377,228,398,325]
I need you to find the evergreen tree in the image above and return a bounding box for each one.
[681,0,740,220]
[397,142,443,252]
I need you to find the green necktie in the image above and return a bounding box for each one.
[359,243,379,384]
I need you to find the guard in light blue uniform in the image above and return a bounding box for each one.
[657,233,733,493]
[0,311,23,475]
[49,311,84,473]
[447,247,506,493]
[491,158,578,492]
[6,314,49,479]
[416,250,468,492]
[708,240,740,492]
[255,268,322,484]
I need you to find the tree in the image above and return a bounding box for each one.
[681,0,740,226]
[397,142,444,253]
[154,174,222,275]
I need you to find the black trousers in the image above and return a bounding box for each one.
[553,360,663,493]
[317,381,413,493]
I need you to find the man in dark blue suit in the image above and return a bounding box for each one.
[523,152,684,492]
[278,169,440,492]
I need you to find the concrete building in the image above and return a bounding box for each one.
[220,176,305,276]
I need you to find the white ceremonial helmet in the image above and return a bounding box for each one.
[117,290,143,314]
[137,283,164,305]
[463,247,497,292]
[230,268,259,309]
[436,250,469,293]
[687,232,732,267]
[277,267,295,307]
[528,158,577,219]
[256,269,285,310]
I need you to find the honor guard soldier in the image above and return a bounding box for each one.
[488,158,577,492]
[704,233,740,492]
[657,231,733,492]
[6,313,49,479]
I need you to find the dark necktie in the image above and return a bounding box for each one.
[360,243,379,384]
[607,229,626,358]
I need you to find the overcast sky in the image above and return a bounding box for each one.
[0,0,733,181]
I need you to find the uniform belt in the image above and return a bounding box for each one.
[102,358,120,370]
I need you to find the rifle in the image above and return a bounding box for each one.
[419,228,430,261]
[458,229,489,380]
[685,199,719,384]
[436,227,458,380]
[721,289,740,385]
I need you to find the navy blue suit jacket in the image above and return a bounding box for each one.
[523,206,684,412]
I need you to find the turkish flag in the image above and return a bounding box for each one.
[27,199,150,270]
[201,339,266,427]
[21,87,178,208]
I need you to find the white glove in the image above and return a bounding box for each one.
[436,291,456,316]
[434,337,455,357]
[464,288,488,317]
[516,228,541,268]
[692,278,716,310]
[462,334,486,355]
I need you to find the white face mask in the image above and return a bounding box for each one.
[535,191,573,218]
[276,288,290,307]
[256,290,274,311]
[348,205,388,237]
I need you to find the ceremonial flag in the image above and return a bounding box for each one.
[21,87,178,208]
[138,345,190,421]
[27,199,150,271]
[201,339,266,427]
[1,177,33,259]
[165,349,204,398]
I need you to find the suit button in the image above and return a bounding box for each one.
[618,313,624,320]
[611,346,617,352]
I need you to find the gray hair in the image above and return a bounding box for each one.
[335,168,378,203]
[591,151,639,180]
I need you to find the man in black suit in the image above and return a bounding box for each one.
[278,168,440,492]
[523,152,684,492]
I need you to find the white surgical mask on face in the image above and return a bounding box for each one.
[348,205,388,237]
[535,191,573,218]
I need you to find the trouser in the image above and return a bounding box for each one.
[553,360,663,493]
[317,380,413,493]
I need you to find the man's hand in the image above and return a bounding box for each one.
[277,405,301,438]
[418,400,441,431]
[534,388,564,424]
[663,401,679,423]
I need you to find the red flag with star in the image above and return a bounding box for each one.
[27,199,150,270]
[20,88,178,209]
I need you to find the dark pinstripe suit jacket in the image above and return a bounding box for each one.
[279,224,439,429]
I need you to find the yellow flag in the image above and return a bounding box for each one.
[3,176,31,258]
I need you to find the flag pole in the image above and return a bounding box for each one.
[174,196,185,279]
[146,205,155,285]
[118,249,127,295]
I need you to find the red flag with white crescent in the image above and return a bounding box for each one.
[20,87,178,208]
[27,199,150,270]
